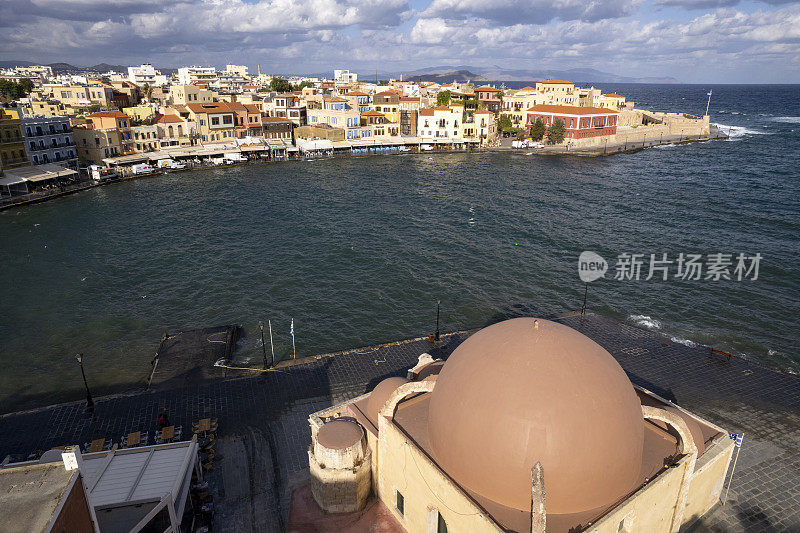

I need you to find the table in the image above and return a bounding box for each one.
[126,431,141,447]
[87,438,105,453]
[197,418,211,432]
[161,425,174,442]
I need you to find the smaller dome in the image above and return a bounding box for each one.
[317,419,364,450]
[415,361,445,381]
[366,377,409,426]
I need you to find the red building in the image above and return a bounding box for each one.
[526,104,618,139]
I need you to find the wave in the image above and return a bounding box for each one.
[629,314,661,330]
[712,124,772,138]
[771,116,800,124]
[653,143,678,149]
[670,336,698,348]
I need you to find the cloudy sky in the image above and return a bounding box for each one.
[2,0,799,82]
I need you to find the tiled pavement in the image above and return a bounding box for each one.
[1,314,798,532]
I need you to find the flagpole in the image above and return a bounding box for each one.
[723,433,743,504]
[291,318,296,360]
[268,319,275,367]
[705,89,712,116]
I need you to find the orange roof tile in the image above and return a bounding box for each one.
[419,109,434,116]
[186,102,233,113]
[475,85,500,92]
[361,110,385,116]
[527,104,618,115]
[475,109,494,114]
[157,115,184,123]
[87,111,127,118]
[603,93,624,98]
[262,117,292,123]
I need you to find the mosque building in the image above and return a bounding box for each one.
[297,317,735,532]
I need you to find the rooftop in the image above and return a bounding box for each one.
[527,104,619,115]
[0,462,77,533]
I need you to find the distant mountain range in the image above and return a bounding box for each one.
[0,60,177,75]
[1,60,677,84]
[390,65,678,84]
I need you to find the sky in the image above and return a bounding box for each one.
[1,0,799,83]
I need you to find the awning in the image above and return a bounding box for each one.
[0,176,27,186]
[297,139,333,152]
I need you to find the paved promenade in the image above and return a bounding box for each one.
[1,313,798,532]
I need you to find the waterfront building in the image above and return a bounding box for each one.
[500,86,548,128]
[21,115,78,169]
[307,96,360,139]
[72,126,121,165]
[474,85,502,113]
[127,64,158,86]
[86,111,134,154]
[0,456,95,532]
[371,91,400,123]
[132,124,159,152]
[168,84,216,106]
[301,318,735,532]
[360,110,399,137]
[177,66,217,86]
[262,117,293,141]
[0,440,200,533]
[399,96,421,136]
[295,123,344,141]
[473,109,498,141]
[526,104,619,140]
[186,102,237,143]
[334,69,358,83]
[0,107,30,171]
[155,114,196,148]
[417,105,469,144]
[535,79,578,105]
[263,93,306,125]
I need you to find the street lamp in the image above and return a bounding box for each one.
[435,299,441,341]
[75,353,94,413]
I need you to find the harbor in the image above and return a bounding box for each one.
[1,312,798,532]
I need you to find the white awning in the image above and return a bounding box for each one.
[297,139,333,152]
[0,176,27,186]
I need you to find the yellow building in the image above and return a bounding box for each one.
[303,318,735,533]
[122,106,157,122]
[535,80,577,104]
[0,107,30,171]
[500,87,550,128]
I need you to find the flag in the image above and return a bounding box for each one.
[707,90,713,96]
[728,432,743,448]
[290,318,294,338]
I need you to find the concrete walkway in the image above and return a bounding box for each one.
[0,313,797,532]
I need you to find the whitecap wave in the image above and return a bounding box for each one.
[772,116,800,124]
[629,314,661,330]
[713,124,771,138]
[670,336,698,348]
[653,143,678,149]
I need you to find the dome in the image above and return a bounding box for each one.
[427,318,644,516]
[366,377,409,426]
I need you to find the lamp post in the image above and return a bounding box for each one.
[435,299,441,341]
[75,353,94,413]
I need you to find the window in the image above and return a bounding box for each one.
[437,512,447,533]
[395,490,404,516]
[211,117,220,126]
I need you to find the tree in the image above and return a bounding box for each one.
[437,90,451,107]
[0,79,34,101]
[498,114,513,132]
[529,118,546,141]
[270,77,293,93]
[547,119,566,144]
[293,80,314,91]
